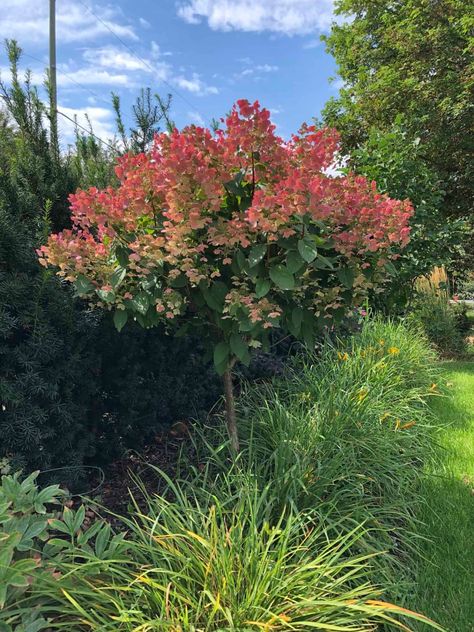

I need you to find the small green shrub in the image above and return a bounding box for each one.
[451,302,472,337]
[409,293,466,356]
[0,471,128,631]
[456,273,474,301]
[0,471,65,630]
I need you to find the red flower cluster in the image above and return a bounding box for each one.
[38,100,412,328]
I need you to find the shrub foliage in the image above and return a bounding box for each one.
[0,42,219,477]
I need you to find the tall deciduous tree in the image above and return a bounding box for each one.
[345,118,469,309]
[322,0,473,256]
[39,100,412,451]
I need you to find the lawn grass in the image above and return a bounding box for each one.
[413,361,474,631]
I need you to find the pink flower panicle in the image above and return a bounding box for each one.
[38,100,412,330]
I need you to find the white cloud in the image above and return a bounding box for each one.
[83,46,148,72]
[76,45,214,96]
[0,64,45,87]
[0,0,137,44]
[57,104,115,145]
[1,2,220,108]
[188,110,205,125]
[151,41,173,59]
[255,64,279,73]
[57,67,132,88]
[233,62,279,82]
[175,73,219,95]
[177,0,335,35]
[151,41,161,59]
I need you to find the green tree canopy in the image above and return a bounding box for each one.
[323,0,473,231]
[346,118,469,308]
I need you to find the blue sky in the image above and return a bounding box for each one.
[1,0,342,145]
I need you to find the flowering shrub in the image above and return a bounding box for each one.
[39,100,412,449]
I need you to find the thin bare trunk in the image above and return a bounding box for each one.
[223,368,239,453]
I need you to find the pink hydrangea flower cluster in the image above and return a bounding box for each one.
[38,100,412,328]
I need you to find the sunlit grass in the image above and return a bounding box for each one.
[412,361,474,630]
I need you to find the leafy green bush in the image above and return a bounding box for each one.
[456,274,474,301]
[342,120,469,312]
[409,294,466,356]
[451,302,472,337]
[0,471,65,630]
[0,202,101,475]
[0,470,129,631]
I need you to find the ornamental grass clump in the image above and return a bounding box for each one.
[5,473,442,631]
[39,100,413,450]
[192,319,440,601]
[0,322,443,630]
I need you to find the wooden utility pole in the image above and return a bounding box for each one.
[49,0,58,154]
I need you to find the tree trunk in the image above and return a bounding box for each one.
[223,368,239,453]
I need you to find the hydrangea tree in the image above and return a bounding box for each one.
[39,100,412,451]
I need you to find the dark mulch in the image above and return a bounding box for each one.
[68,422,197,530]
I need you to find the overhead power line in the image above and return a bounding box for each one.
[76,0,208,119]
[0,90,117,151]
[22,52,112,107]
[56,108,118,151]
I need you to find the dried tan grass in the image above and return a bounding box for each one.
[415,266,450,299]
